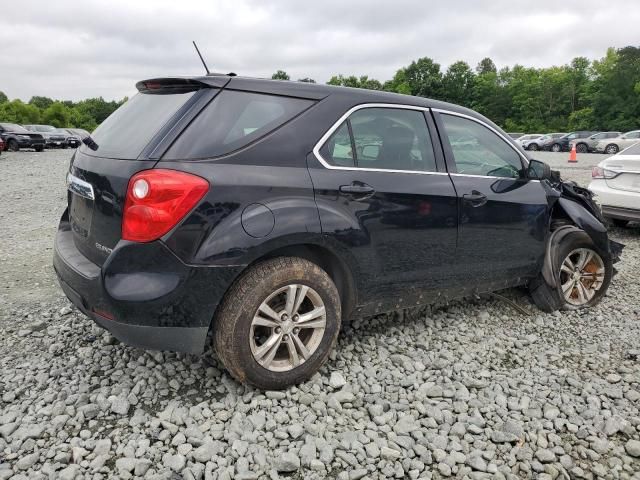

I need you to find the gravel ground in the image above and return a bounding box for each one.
[0,149,639,480]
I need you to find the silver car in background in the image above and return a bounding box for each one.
[569,131,621,153]
[524,133,565,151]
[517,134,543,149]
[594,130,640,154]
[589,142,640,226]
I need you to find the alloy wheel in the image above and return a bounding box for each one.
[250,284,326,372]
[576,144,588,153]
[552,144,561,152]
[559,248,605,306]
[605,144,618,154]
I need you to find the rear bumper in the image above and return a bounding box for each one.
[53,210,243,353]
[589,180,640,211]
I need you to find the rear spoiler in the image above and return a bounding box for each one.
[136,76,231,94]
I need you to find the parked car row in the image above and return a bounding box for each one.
[509,131,637,153]
[0,122,90,152]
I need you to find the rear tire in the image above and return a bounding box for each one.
[530,230,612,312]
[551,143,561,153]
[214,257,341,390]
[7,139,19,152]
[528,144,539,151]
[34,145,44,152]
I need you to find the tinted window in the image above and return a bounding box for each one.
[625,132,640,139]
[85,91,196,159]
[0,123,29,133]
[608,132,620,138]
[350,108,436,171]
[166,91,313,160]
[441,114,523,178]
[320,121,354,167]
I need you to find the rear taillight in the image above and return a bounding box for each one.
[122,169,209,242]
[591,167,619,179]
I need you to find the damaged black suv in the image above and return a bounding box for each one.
[54,75,621,389]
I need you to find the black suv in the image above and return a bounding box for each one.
[54,76,620,389]
[543,131,595,152]
[0,123,45,151]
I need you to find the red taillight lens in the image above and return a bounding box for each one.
[122,169,209,242]
[592,166,604,179]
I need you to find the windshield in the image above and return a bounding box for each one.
[83,90,198,159]
[0,123,29,133]
[35,125,56,132]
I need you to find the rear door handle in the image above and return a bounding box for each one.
[463,190,488,207]
[339,183,375,198]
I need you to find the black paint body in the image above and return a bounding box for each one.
[53,76,613,353]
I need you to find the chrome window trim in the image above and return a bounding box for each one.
[67,173,95,201]
[312,103,529,179]
[432,108,529,167]
[312,103,446,176]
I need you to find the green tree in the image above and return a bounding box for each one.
[442,61,475,107]
[42,102,71,127]
[476,58,497,75]
[271,70,290,80]
[0,100,41,124]
[0,91,7,103]
[29,96,54,110]
[403,57,443,98]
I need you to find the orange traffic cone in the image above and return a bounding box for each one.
[568,144,577,163]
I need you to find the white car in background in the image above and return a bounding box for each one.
[589,142,640,227]
[516,134,543,149]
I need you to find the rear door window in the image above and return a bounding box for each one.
[83,91,197,159]
[319,107,437,172]
[165,91,313,160]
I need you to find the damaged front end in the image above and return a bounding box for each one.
[539,170,624,290]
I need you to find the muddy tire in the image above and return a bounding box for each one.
[530,230,612,312]
[214,257,341,390]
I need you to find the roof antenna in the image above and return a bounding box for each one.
[192,41,211,75]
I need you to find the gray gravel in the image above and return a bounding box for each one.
[1,149,639,479]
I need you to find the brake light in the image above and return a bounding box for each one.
[591,167,619,179]
[122,169,209,242]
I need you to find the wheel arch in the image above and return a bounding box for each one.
[250,243,358,321]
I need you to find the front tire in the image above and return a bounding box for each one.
[7,139,19,152]
[34,145,44,152]
[528,143,539,151]
[214,257,341,390]
[530,230,612,312]
[605,144,619,155]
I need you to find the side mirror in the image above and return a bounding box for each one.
[527,159,551,180]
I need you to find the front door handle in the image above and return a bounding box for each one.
[339,182,375,198]
[463,190,488,207]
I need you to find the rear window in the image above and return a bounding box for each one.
[164,90,313,160]
[83,91,196,159]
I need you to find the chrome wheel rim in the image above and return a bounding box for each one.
[552,144,560,152]
[250,284,326,372]
[606,145,617,154]
[560,248,605,306]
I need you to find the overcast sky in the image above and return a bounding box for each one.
[1,0,639,101]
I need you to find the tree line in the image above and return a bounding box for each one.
[1,46,638,133]
[273,46,640,133]
[0,93,126,131]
